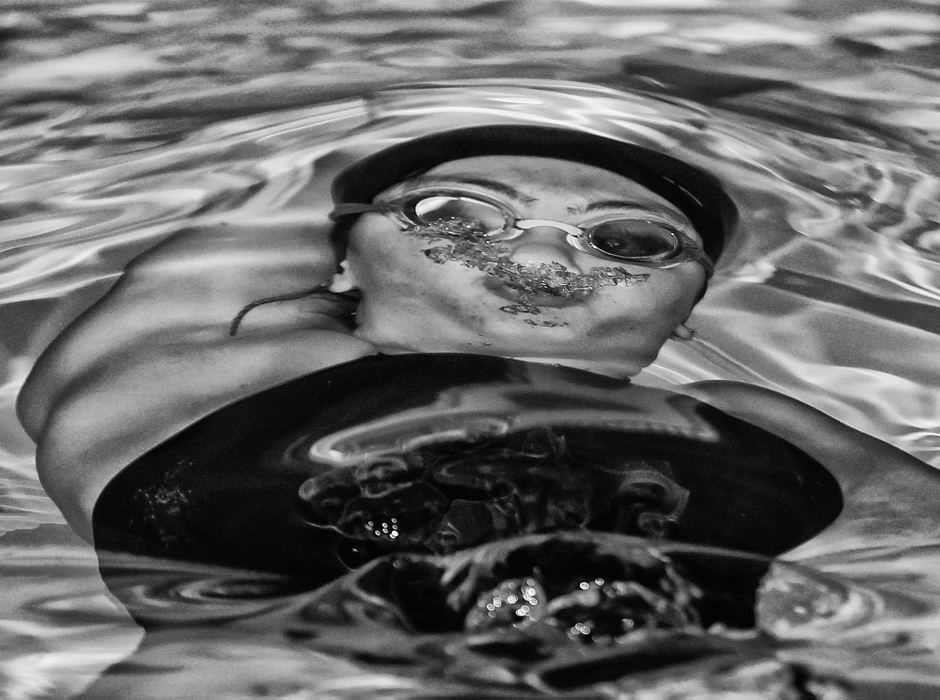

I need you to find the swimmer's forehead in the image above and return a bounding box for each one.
[377,155,698,234]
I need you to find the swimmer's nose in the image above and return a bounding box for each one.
[507,223,581,270]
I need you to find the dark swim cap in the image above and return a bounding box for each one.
[332,125,737,264]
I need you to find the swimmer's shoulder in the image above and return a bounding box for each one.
[20,215,378,539]
[683,380,887,447]
[681,379,905,467]
[684,379,940,560]
[17,215,356,437]
[31,328,377,541]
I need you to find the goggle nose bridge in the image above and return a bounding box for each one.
[493,218,585,241]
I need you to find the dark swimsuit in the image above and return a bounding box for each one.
[93,354,842,583]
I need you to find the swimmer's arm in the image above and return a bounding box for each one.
[684,380,940,561]
[17,216,377,538]
[18,216,374,439]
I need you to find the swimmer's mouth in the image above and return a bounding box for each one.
[483,278,590,308]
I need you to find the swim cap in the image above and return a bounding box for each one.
[332,125,737,264]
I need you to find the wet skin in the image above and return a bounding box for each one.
[333,156,708,378]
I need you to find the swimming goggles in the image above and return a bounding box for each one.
[330,188,713,276]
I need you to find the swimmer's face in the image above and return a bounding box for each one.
[335,156,708,377]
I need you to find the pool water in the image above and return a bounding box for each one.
[0,1,938,697]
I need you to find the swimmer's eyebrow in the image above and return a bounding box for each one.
[583,199,657,213]
[406,175,535,203]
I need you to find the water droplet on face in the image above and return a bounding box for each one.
[405,219,649,317]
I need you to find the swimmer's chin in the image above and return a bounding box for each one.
[508,355,640,379]
[353,333,644,379]
[350,326,437,356]
[360,345,641,379]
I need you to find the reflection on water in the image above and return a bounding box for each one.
[1,0,939,697]
[75,536,940,698]
[0,525,141,698]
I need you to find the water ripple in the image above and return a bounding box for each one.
[1,1,938,695]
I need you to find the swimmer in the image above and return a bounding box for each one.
[16,125,940,573]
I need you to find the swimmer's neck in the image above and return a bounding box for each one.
[371,344,636,380]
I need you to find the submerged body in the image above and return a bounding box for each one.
[16,135,940,574]
[90,352,849,577]
[17,207,940,571]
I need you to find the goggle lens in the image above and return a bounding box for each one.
[587,220,678,260]
[411,195,507,234]
[402,194,694,264]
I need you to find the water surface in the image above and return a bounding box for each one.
[0,1,938,697]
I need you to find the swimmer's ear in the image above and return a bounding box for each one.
[670,322,696,341]
[329,260,360,293]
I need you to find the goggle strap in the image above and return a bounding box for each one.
[694,251,715,278]
[329,203,384,221]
